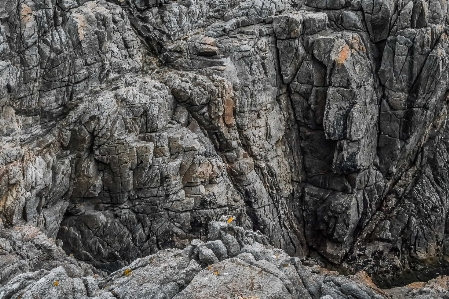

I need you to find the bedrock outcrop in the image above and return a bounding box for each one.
[0,222,435,299]
[3,222,449,298]
[1,0,449,292]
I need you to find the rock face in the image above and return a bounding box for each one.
[3,222,449,299]
[1,0,449,294]
[0,222,389,298]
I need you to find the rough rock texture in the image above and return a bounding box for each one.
[4,221,449,298]
[0,226,98,286]
[386,276,449,298]
[0,222,388,298]
[2,0,449,295]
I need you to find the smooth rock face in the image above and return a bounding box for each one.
[1,0,449,294]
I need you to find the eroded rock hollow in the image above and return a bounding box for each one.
[1,0,449,297]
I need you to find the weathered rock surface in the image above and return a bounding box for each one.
[1,0,449,294]
[0,222,387,298]
[4,221,449,298]
[0,226,98,286]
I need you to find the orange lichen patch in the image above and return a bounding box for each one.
[227,216,235,224]
[20,4,33,23]
[53,280,59,287]
[336,44,351,64]
[407,281,426,289]
[224,98,235,126]
[123,269,132,277]
[213,270,220,276]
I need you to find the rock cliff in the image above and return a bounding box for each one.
[1,0,449,296]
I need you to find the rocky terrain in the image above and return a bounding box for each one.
[2,221,449,298]
[1,0,449,297]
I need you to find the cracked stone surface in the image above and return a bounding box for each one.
[2,222,448,298]
[0,222,387,298]
[1,0,449,295]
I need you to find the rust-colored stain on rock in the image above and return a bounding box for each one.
[224,98,235,126]
[20,4,33,23]
[72,14,87,41]
[406,281,426,289]
[336,44,350,64]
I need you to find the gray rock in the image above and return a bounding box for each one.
[198,246,219,265]
[1,0,449,294]
[203,240,228,261]
[7,221,449,298]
